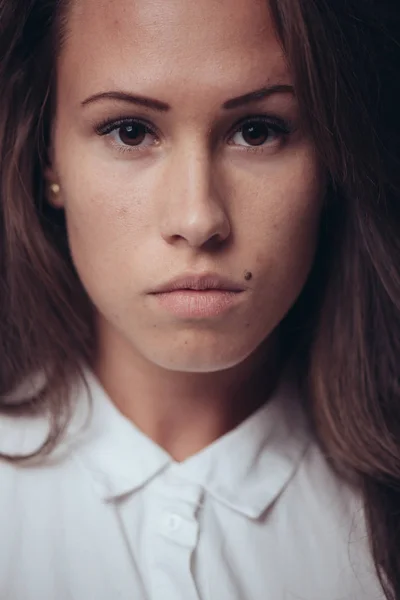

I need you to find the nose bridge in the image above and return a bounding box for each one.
[161,139,230,248]
[180,141,211,204]
[176,138,220,217]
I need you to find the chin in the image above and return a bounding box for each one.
[142,337,257,374]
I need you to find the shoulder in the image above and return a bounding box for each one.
[0,409,91,528]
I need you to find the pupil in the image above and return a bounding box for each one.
[242,123,269,146]
[120,123,146,146]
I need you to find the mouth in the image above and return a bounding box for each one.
[148,273,246,318]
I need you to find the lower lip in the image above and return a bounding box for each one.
[151,290,242,318]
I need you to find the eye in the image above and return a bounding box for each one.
[97,119,158,149]
[229,118,289,148]
[112,121,156,147]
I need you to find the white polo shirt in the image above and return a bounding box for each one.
[0,371,384,600]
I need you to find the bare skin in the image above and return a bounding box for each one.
[48,0,324,460]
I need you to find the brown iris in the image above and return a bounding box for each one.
[118,123,148,146]
[241,122,271,146]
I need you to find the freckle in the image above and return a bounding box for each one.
[244,271,253,281]
[117,205,129,219]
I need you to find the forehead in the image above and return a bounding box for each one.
[60,0,289,101]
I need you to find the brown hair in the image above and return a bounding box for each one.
[0,0,399,597]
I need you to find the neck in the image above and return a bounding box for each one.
[94,330,282,461]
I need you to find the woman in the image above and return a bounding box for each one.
[0,0,398,598]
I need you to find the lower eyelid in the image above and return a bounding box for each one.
[109,137,158,153]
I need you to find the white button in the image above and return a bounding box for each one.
[163,513,182,533]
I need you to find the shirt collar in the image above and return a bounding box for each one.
[174,376,311,518]
[73,370,311,518]
[72,371,172,498]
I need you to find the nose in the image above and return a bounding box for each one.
[160,146,231,249]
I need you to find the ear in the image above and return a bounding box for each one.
[44,166,64,208]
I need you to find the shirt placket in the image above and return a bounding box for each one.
[145,471,203,600]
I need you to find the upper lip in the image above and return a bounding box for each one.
[149,273,245,293]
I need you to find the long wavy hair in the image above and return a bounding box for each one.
[0,0,399,597]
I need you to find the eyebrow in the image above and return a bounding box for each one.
[222,84,294,109]
[81,84,295,112]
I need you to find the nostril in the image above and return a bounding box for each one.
[202,232,228,252]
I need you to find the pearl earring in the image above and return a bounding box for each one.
[50,183,60,195]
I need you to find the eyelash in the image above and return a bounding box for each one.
[95,114,293,154]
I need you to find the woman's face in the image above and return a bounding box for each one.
[49,0,324,373]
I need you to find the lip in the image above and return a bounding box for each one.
[148,273,246,318]
[149,273,246,294]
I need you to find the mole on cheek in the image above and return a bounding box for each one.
[244,271,253,281]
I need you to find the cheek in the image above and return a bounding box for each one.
[55,168,163,327]
[59,162,154,272]
[233,150,324,314]
[231,148,324,264]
